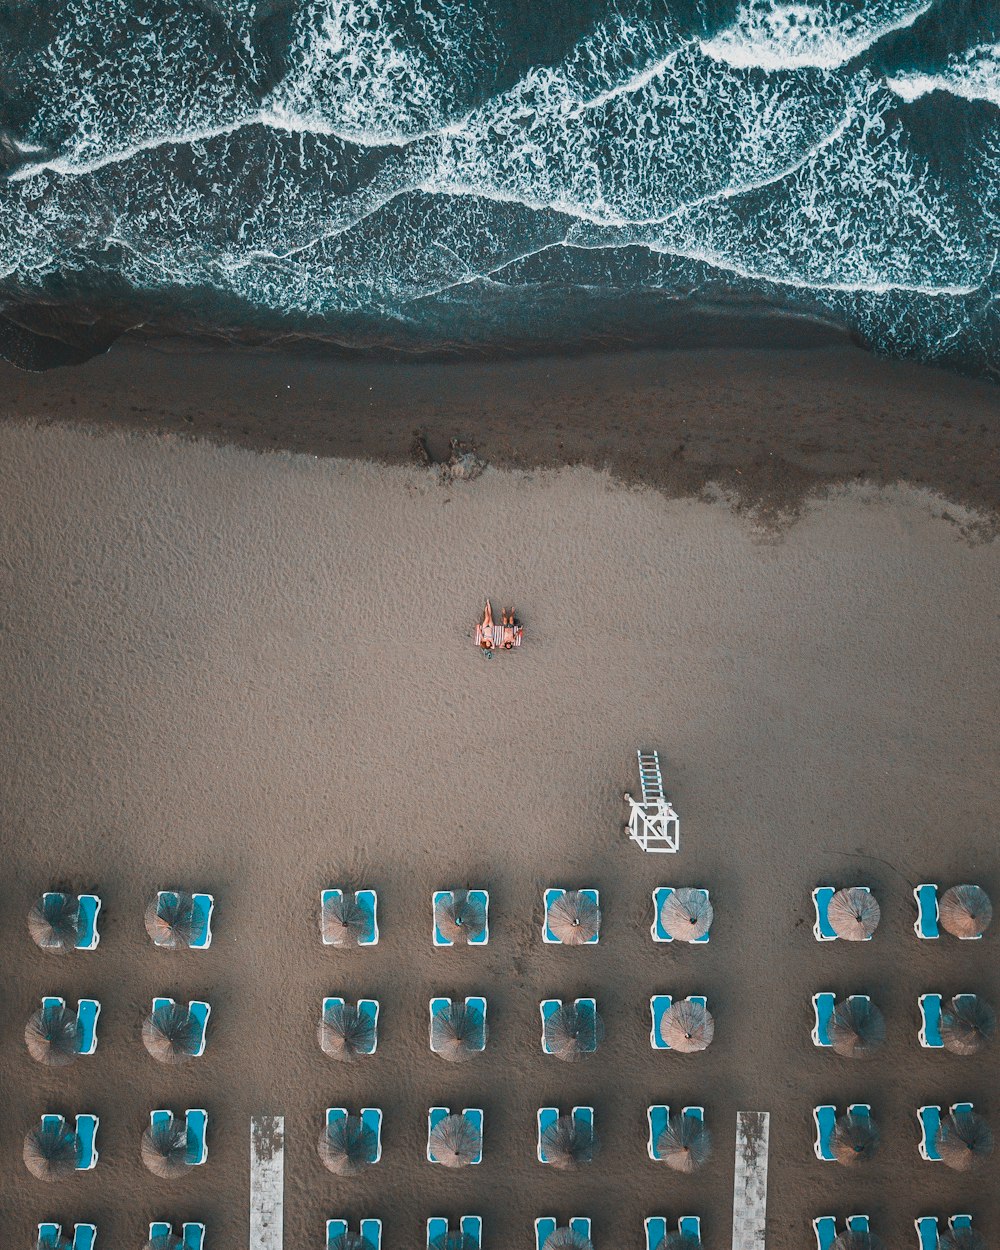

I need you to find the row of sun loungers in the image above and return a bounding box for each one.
[813,883,992,941]
[811,1101,992,1169]
[38,1224,203,1250]
[26,997,211,1065]
[811,991,993,1054]
[24,1110,208,1180]
[326,1218,704,1250]
[28,891,215,952]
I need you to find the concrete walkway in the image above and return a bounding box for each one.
[250,1115,284,1250]
[732,1111,769,1250]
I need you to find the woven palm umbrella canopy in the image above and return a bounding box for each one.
[144,891,196,948]
[540,1114,598,1170]
[941,995,996,1056]
[941,1230,987,1250]
[829,998,886,1059]
[656,1113,712,1173]
[318,1116,378,1175]
[832,1112,880,1165]
[542,1230,594,1250]
[936,1110,994,1172]
[25,1003,83,1067]
[141,1119,193,1178]
[143,1002,201,1064]
[547,891,600,945]
[318,1002,376,1062]
[322,894,366,947]
[832,1234,886,1250]
[145,1235,183,1250]
[431,1000,487,1062]
[940,885,992,938]
[429,1235,479,1250]
[435,890,487,944]
[329,1234,377,1250]
[427,1113,482,1168]
[23,1121,79,1181]
[544,1002,605,1061]
[828,888,880,940]
[654,1238,700,1250]
[659,888,714,941]
[658,1000,715,1052]
[28,893,80,953]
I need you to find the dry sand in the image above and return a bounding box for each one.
[0,418,998,1250]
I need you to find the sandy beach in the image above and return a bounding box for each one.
[0,406,998,1249]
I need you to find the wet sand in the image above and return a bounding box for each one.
[0,416,998,1250]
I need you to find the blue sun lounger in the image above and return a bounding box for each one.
[432,890,489,946]
[321,888,379,946]
[535,1218,591,1250]
[649,994,708,1050]
[150,1224,204,1250]
[651,888,711,943]
[537,1105,593,1163]
[154,891,214,949]
[324,997,379,1054]
[543,888,600,944]
[645,1218,702,1250]
[918,1103,974,1162]
[813,1103,869,1161]
[38,1225,96,1250]
[647,1105,704,1161]
[327,1220,382,1250]
[326,1108,382,1163]
[427,1217,482,1249]
[41,996,101,1056]
[918,994,943,1048]
[813,1216,869,1250]
[914,1217,973,1250]
[540,997,597,1054]
[153,997,211,1057]
[913,884,940,939]
[429,996,486,1055]
[427,1107,483,1164]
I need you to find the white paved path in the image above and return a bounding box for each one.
[732,1111,770,1250]
[250,1115,284,1250]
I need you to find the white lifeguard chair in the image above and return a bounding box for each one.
[625,750,679,852]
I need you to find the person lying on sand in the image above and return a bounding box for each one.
[501,608,518,649]
[479,600,495,650]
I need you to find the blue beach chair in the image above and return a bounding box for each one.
[327,1219,382,1250]
[649,994,707,1050]
[543,888,600,944]
[951,1217,973,1233]
[429,996,487,1055]
[321,888,378,946]
[432,889,489,946]
[918,994,943,1048]
[535,1218,591,1250]
[537,1105,593,1163]
[811,993,835,1047]
[918,1103,974,1161]
[150,1225,205,1250]
[915,1218,939,1250]
[154,891,214,949]
[651,887,711,943]
[914,885,940,939]
[540,997,598,1054]
[153,997,211,1057]
[38,1225,96,1250]
[679,1218,702,1244]
[427,1217,482,1249]
[326,1108,382,1163]
[427,1106,483,1165]
[323,997,379,1054]
[813,1103,869,1161]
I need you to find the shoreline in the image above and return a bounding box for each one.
[2,338,999,523]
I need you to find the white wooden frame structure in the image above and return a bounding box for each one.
[625,750,679,852]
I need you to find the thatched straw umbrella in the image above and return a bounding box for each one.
[23,1120,79,1181]
[658,1000,714,1052]
[936,1110,994,1172]
[28,894,80,953]
[542,1229,594,1250]
[25,1003,83,1067]
[427,1113,482,1168]
[828,888,880,940]
[544,1002,604,1061]
[940,885,992,939]
[941,1230,987,1250]
[145,892,196,948]
[654,1238,700,1250]
[832,1112,880,1165]
[143,1003,201,1064]
[941,995,996,1055]
[322,894,366,947]
[547,891,600,945]
[329,1235,377,1250]
[141,1119,192,1178]
[145,1235,183,1250]
[431,1000,487,1062]
[540,1114,598,1169]
[318,1116,378,1175]
[435,890,487,944]
[832,1234,886,1250]
[429,1235,479,1250]
[318,1002,375,1062]
[659,888,714,941]
[829,998,886,1059]
[656,1113,712,1172]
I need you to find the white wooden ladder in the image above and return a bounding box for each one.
[625,749,679,852]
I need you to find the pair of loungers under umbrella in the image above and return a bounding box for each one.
[919,1104,994,1170]
[914,884,992,939]
[144,1223,205,1250]
[919,994,996,1053]
[23,1115,98,1181]
[28,893,101,952]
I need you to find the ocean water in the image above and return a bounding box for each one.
[0,0,997,374]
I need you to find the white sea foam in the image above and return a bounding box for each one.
[888,42,1000,107]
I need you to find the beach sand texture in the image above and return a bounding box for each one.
[0,420,998,1249]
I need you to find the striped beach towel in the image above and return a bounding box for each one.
[475,623,523,650]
